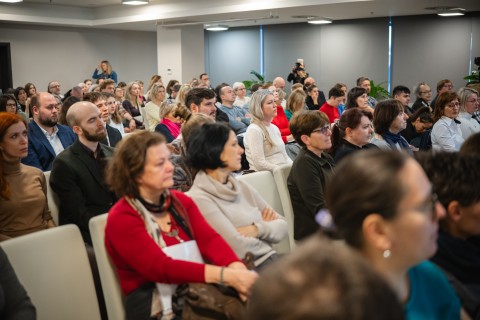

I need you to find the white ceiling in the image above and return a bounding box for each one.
[0,0,479,31]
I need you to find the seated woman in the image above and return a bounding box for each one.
[14,87,27,113]
[0,95,28,123]
[417,151,480,319]
[431,91,464,151]
[399,106,433,151]
[371,99,412,154]
[122,81,144,129]
[104,92,125,136]
[345,87,374,114]
[305,85,324,111]
[287,110,335,241]
[284,89,306,121]
[104,131,257,320]
[327,150,464,319]
[187,123,288,269]
[144,83,166,131]
[244,89,292,172]
[329,108,376,163]
[155,101,190,143]
[0,113,55,241]
[457,87,480,140]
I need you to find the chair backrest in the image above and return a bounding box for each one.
[0,225,101,320]
[237,171,291,254]
[89,214,126,320]
[273,163,296,250]
[43,170,59,225]
[139,107,150,131]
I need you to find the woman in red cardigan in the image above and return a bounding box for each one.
[104,131,257,320]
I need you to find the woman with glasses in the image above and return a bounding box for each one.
[431,92,464,151]
[287,110,335,241]
[187,122,288,270]
[327,149,464,320]
[0,95,28,123]
[244,89,292,172]
[400,107,434,151]
[457,87,480,140]
[233,82,250,108]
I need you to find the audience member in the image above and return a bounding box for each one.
[50,101,116,245]
[431,91,464,151]
[233,82,250,108]
[460,131,480,155]
[92,60,118,84]
[327,149,462,319]
[14,87,27,112]
[58,96,80,126]
[84,79,93,92]
[431,79,454,109]
[24,83,36,98]
[217,84,250,135]
[0,113,55,241]
[22,92,76,171]
[146,74,162,94]
[166,79,179,99]
[154,100,183,143]
[287,61,308,84]
[333,82,347,115]
[345,86,374,114]
[175,84,191,106]
[99,79,115,94]
[393,85,412,115]
[187,122,288,270]
[457,87,480,140]
[399,106,433,151]
[417,151,480,318]
[122,81,143,129]
[285,88,306,121]
[104,130,257,319]
[305,85,326,111]
[357,76,377,108]
[144,83,166,131]
[287,110,335,241]
[371,99,411,154]
[269,85,293,143]
[199,73,211,89]
[247,234,404,320]
[330,108,376,163]
[244,89,292,172]
[412,82,433,112]
[0,94,28,122]
[105,92,125,136]
[319,87,345,123]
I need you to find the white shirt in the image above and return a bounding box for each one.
[38,124,64,155]
[457,112,480,140]
[431,116,464,152]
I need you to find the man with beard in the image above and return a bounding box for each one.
[50,101,116,245]
[22,92,76,171]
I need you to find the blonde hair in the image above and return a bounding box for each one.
[286,89,306,113]
[175,84,191,105]
[125,81,142,107]
[249,89,275,147]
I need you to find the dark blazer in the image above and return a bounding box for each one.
[101,124,122,147]
[49,140,116,245]
[22,120,76,171]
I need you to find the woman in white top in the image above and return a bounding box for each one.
[233,82,251,108]
[244,89,292,172]
[431,91,464,151]
[457,87,480,140]
[144,83,166,131]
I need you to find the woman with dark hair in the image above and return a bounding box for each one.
[431,91,464,151]
[14,87,27,112]
[287,110,335,241]
[345,87,374,114]
[326,149,463,319]
[305,85,324,111]
[58,96,80,126]
[166,80,179,99]
[104,131,257,320]
[400,106,433,150]
[24,83,36,98]
[187,123,288,269]
[0,95,28,123]
[371,99,411,154]
[92,60,118,84]
[0,113,55,241]
[330,108,376,163]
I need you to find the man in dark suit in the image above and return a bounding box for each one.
[50,101,116,245]
[22,92,76,171]
[83,92,122,147]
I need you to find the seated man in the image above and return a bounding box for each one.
[393,85,412,115]
[216,84,251,135]
[417,151,480,319]
[22,92,76,171]
[50,101,116,245]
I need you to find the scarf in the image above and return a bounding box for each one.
[382,131,410,151]
[160,118,181,139]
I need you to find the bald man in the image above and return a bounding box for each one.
[273,77,286,91]
[50,101,116,245]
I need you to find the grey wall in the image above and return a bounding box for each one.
[204,26,260,88]
[0,23,157,92]
[391,14,480,94]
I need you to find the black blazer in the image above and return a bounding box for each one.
[50,140,116,245]
[101,124,122,147]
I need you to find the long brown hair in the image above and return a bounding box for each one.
[0,113,27,200]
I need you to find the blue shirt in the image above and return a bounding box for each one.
[405,261,461,320]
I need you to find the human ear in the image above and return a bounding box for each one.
[362,214,392,252]
[447,200,462,223]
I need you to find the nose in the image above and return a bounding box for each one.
[20,135,28,144]
[434,202,446,220]
[166,159,175,172]
[404,113,409,120]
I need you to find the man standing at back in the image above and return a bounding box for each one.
[22,92,76,171]
[50,101,116,245]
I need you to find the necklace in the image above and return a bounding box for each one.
[162,227,184,243]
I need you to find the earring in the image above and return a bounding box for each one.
[383,249,391,258]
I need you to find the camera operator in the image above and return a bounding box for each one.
[287,60,309,84]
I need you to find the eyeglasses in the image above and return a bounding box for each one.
[417,193,439,221]
[446,102,460,109]
[6,103,17,108]
[467,99,479,104]
[311,124,332,135]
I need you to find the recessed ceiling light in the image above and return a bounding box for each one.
[0,0,23,3]
[205,24,229,31]
[122,0,148,5]
[307,17,333,25]
[437,9,465,17]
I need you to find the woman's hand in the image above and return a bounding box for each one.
[261,207,277,221]
[286,134,295,142]
[129,119,136,131]
[236,224,258,238]
[223,268,258,301]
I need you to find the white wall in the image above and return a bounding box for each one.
[0,23,157,91]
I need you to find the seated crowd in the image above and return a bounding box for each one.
[1,63,480,320]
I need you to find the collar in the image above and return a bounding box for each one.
[79,141,102,159]
[37,122,59,137]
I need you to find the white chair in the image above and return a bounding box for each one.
[139,107,149,131]
[237,171,291,254]
[43,170,60,225]
[89,214,126,320]
[273,163,296,250]
[0,225,101,320]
